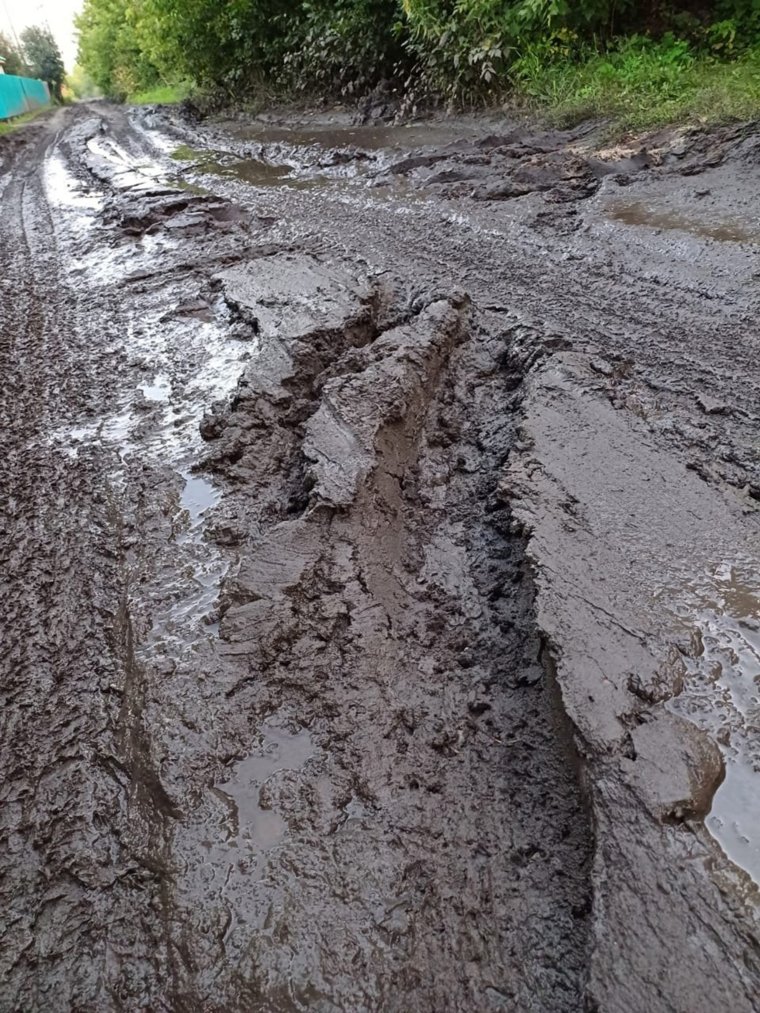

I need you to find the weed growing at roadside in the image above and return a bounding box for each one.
[0,108,49,137]
[512,35,760,130]
[73,1,760,133]
[128,82,193,106]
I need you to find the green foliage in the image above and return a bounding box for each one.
[136,0,287,90]
[715,0,760,36]
[0,32,27,76]
[128,82,192,104]
[76,0,162,98]
[66,64,101,99]
[280,0,407,94]
[514,33,694,108]
[513,34,760,130]
[0,107,47,135]
[20,26,66,100]
[74,0,760,127]
[400,0,638,99]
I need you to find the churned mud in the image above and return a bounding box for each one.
[1,102,759,1012]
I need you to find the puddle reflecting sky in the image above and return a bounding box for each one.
[660,561,760,882]
[214,725,315,851]
[45,152,103,212]
[42,139,251,657]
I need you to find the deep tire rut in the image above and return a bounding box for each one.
[0,104,593,1013]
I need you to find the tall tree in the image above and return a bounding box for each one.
[0,31,26,76]
[21,26,65,100]
[76,0,161,99]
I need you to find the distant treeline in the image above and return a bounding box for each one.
[74,0,760,102]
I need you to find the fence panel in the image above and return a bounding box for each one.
[0,75,50,120]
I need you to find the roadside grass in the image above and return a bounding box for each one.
[121,38,760,137]
[0,107,50,137]
[128,82,192,105]
[513,37,760,133]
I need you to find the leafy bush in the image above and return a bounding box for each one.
[0,32,26,76]
[280,0,407,94]
[21,25,66,100]
[74,0,760,126]
[512,33,760,130]
[76,0,162,98]
[400,0,642,99]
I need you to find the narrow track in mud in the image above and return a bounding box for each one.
[1,103,759,1012]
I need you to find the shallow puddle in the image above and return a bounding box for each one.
[45,157,248,656]
[180,471,220,529]
[214,725,315,851]
[138,373,171,403]
[608,201,759,243]
[44,152,102,212]
[88,134,167,191]
[171,722,318,957]
[168,145,436,215]
[662,561,760,882]
[172,144,335,190]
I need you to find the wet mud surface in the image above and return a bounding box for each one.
[1,103,759,1011]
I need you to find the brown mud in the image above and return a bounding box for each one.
[1,103,759,1012]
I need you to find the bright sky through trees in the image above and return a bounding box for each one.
[0,0,82,70]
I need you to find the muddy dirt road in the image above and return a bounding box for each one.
[1,102,759,1012]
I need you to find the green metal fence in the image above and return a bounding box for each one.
[0,74,50,121]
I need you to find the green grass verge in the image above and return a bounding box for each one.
[128,82,192,105]
[125,39,760,136]
[0,106,50,137]
[513,37,760,133]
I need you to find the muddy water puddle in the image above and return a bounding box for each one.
[173,723,318,951]
[87,133,167,191]
[49,314,244,654]
[608,200,760,243]
[45,152,102,213]
[124,320,245,654]
[138,372,171,402]
[43,145,249,656]
[661,561,760,882]
[213,725,315,849]
[171,143,358,191]
[169,143,438,218]
[180,470,220,527]
[46,144,183,285]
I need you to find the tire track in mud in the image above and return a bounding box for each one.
[127,102,760,1013]
[1,138,116,1002]
[1,106,594,1011]
[0,108,244,1008]
[191,271,593,1011]
[5,101,760,1013]
[1,110,176,1010]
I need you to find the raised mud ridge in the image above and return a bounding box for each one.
[1,103,759,1012]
